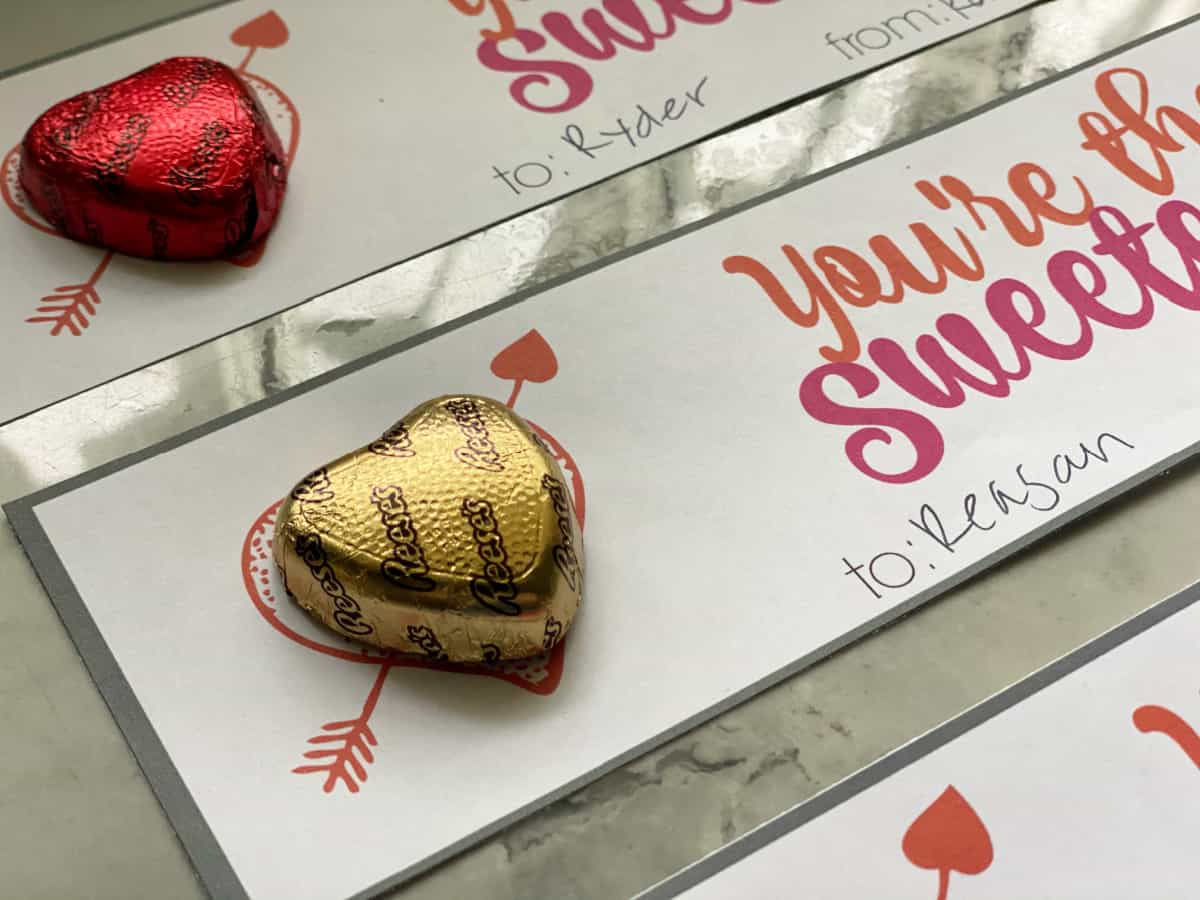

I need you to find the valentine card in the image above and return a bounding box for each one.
[12,12,1200,899]
[0,0,1034,427]
[642,580,1200,899]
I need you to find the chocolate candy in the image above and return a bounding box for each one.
[19,56,286,260]
[273,396,584,662]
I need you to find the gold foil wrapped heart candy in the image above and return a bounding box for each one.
[272,395,583,662]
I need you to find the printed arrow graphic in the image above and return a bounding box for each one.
[231,10,289,49]
[491,327,558,406]
[1133,704,1200,768]
[902,785,994,900]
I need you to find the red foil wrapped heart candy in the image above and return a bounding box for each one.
[19,56,287,260]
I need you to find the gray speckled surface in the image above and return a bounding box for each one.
[3,2,1200,898]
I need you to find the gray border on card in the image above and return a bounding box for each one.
[0,0,237,80]
[637,579,1200,899]
[7,10,1200,899]
[0,1,1044,428]
[3,501,251,900]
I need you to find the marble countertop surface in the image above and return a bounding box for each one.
[2,1,1199,897]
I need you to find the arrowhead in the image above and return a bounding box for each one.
[491,329,558,383]
[902,785,994,876]
[231,11,289,49]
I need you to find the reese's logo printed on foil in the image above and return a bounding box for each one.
[368,421,416,458]
[97,113,151,197]
[53,88,106,149]
[543,616,563,649]
[294,532,373,637]
[461,497,520,615]
[291,467,334,503]
[370,484,435,592]
[445,398,504,472]
[169,120,230,205]
[406,625,448,660]
[161,58,219,108]
[542,474,581,591]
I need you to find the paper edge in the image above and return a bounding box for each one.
[0,0,1043,428]
[635,578,1200,899]
[3,499,251,900]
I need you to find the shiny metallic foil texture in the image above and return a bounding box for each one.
[272,396,584,662]
[19,56,286,260]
